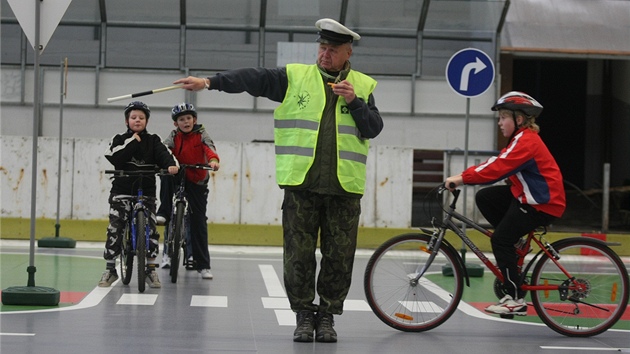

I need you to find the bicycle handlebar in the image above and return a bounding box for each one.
[179,163,217,172]
[105,163,170,178]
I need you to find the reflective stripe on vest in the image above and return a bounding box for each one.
[273,63,376,194]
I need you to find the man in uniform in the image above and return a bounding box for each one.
[173,18,383,342]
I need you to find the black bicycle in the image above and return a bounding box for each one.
[105,164,167,292]
[163,164,215,283]
[364,183,629,337]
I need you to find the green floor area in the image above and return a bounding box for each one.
[0,253,103,311]
[2,217,630,255]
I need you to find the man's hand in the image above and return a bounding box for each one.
[173,76,206,91]
[330,80,356,103]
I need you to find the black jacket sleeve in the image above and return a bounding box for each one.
[347,94,383,139]
[209,67,288,103]
[153,135,178,169]
[105,131,139,167]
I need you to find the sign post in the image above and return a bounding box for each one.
[444,48,495,277]
[2,0,73,306]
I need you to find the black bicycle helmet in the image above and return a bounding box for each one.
[171,102,197,121]
[491,91,543,118]
[124,101,151,119]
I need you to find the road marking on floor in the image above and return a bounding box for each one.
[259,264,294,326]
[274,310,296,326]
[258,264,286,297]
[191,295,228,307]
[262,297,290,309]
[258,264,373,326]
[343,299,372,311]
[540,346,630,351]
[0,332,36,337]
[399,300,444,313]
[117,294,158,305]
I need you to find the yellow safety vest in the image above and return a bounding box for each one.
[274,63,376,194]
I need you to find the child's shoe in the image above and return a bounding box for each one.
[98,270,119,287]
[145,269,162,288]
[485,295,527,316]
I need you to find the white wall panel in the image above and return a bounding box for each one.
[207,141,242,224]
[0,136,415,228]
[239,142,283,225]
[72,138,111,220]
[374,145,414,228]
[0,136,74,219]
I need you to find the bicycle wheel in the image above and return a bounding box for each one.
[530,237,629,337]
[364,233,464,332]
[169,201,185,283]
[120,223,133,285]
[136,211,147,293]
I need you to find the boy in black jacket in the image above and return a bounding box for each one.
[99,101,179,288]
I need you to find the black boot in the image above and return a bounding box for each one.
[315,312,337,343]
[293,311,315,342]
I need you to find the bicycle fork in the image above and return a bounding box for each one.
[131,204,151,255]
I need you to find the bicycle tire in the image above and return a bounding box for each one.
[136,211,147,293]
[120,223,133,285]
[364,233,464,332]
[530,237,629,337]
[169,202,185,283]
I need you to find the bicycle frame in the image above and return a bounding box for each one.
[129,190,152,255]
[165,163,214,283]
[419,187,585,295]
[165,169,189,256]
[105,164,167,291]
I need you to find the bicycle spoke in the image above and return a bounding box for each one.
[530,238,629,337]
[364,234,463,332]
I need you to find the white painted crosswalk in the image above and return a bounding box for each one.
[111,263,371,326]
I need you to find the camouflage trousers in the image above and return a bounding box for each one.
[103,194,160,261]
[282,189,361,315]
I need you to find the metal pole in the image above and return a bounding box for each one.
[28,0,42,287]
[54,58,66,237]
[460,98,471,262]
[602,163,610,232]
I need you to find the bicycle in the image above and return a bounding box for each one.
[364,183,629,337]
[105,164,167,293]
[163,163,216,283]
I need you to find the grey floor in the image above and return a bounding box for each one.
[1,242,629,354]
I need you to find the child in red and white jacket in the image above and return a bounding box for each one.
[157,103,220,279]
[445,91,566,316]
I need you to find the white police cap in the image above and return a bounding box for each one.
[315,18,360,44]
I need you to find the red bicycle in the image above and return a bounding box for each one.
[364,184,629,337]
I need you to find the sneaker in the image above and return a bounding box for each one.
[293,311,315,342]
[98,270,118,287]
[485,295,527,316]
[199,269,213,279]
[315,312,337,343]
[145,269,162,288]
[185,256,195,270]
[156,215,167,226]
[161,254,171,269]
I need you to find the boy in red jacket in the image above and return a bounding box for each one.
[445,91,566,316]
[157,103,220,279]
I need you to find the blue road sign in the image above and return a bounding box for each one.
[446,48,495,98]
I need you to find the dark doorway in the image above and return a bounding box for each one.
[511,59,588,189]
